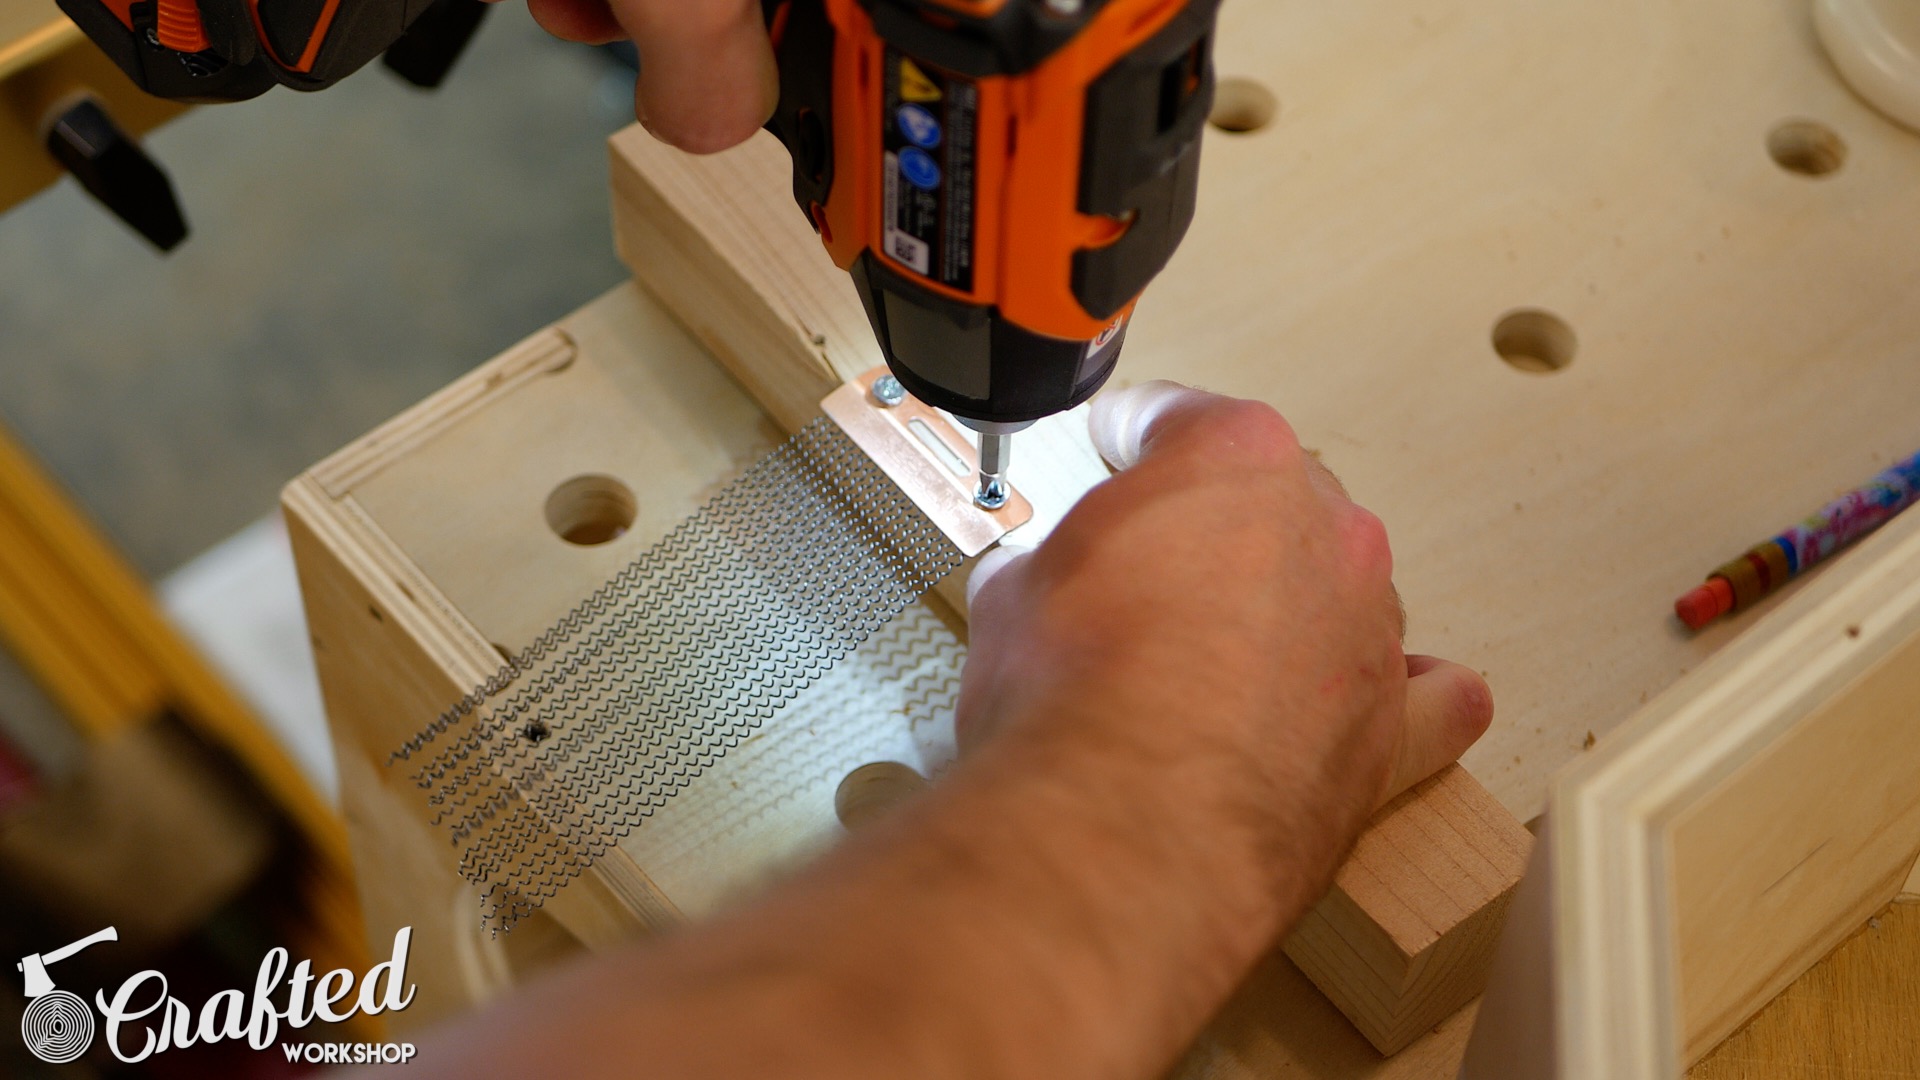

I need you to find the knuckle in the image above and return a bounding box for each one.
[1345,505,1392,569]
[1205,400,1301,465]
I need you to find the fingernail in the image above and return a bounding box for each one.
[1088,380,1193,471]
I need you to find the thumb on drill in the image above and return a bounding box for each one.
[970,382,1209,611]
[971,382,1218,610]
[615,0,779,153]
[1088,380,1211,471]
[1383,655,1494,806]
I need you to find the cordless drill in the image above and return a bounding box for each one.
[66,0,1221,500]
[763,0,1221,504]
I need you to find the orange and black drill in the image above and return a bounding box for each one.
[69,0,1221,500]
[763,0,1220,503]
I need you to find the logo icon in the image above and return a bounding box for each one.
[898,147,942,191]
[896,104,942,149]
[16,925,419,1066]
[18,926,117,1063]
[898,58,942,103]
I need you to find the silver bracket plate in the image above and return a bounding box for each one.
[821,367,1034,558]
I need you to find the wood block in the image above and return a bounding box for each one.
[1284,765,1530,1054]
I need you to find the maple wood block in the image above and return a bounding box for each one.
[1284,765,1531,1054]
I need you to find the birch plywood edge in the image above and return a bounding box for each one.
[611,124,1530,1061]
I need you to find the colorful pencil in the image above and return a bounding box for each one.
[1675,448,1920,629]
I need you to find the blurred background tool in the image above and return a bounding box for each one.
[0,1,183,240]
[55,0,489,102]
[2,5,633,1069]
[42,95,187,249]
[3,0,487,250]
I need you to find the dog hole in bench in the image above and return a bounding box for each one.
[836,762,929,830]
[1768,120,1846,177]
[1210,77,1277,133]
[1492,309,1577,373]
[545,474,637,546]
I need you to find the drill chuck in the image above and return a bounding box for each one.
[850,254,1130,426]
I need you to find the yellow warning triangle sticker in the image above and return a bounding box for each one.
[899,58,943,104]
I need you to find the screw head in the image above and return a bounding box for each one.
[872,375,907,407]
[974,477,1011,510]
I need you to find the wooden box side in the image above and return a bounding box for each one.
[282,316,693,1026]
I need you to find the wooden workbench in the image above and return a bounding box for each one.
[287,0,1920,1073]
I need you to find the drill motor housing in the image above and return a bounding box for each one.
[765,0,1222,427]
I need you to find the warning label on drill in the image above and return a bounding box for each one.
[882,50,976,292]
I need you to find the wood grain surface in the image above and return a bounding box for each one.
[1691,900,1920,1079]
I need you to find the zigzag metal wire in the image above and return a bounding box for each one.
[389,419,966,931]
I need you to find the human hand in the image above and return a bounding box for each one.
[960,382,1492,888]
[517,0,777,153]
[396,395,1490,1080]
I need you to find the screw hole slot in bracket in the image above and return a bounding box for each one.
[821,368,1034,557]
